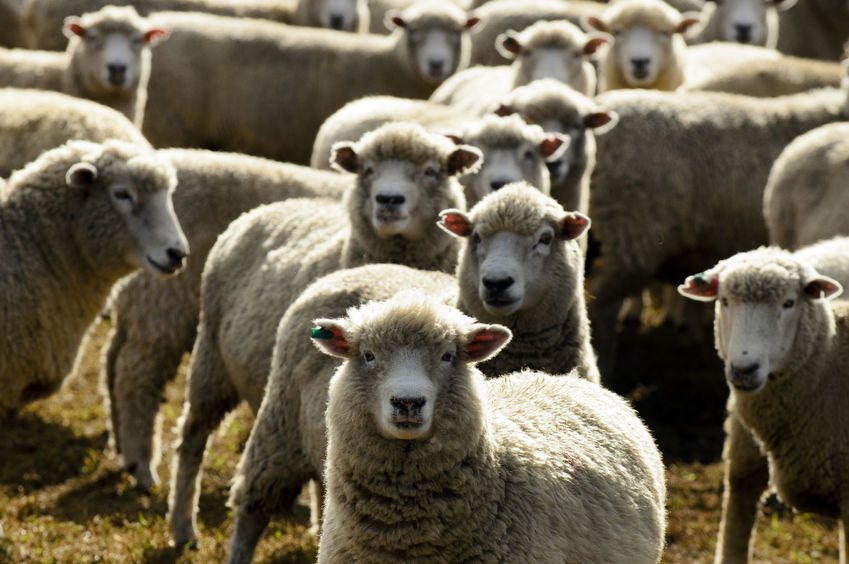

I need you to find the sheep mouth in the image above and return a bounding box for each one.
[146,255,182,276]
[729,378,764,393]
[484,297,519,310]
[375,208,407,223]
[392,417,424,430]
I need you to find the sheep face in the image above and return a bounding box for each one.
[678,252,842,394]
[312,293,511,441]
[613,25,672,86]
[315,0,363,32]
[710,0,771,45]
[362,159,429,238]
[64,11,167,94]
[67,144,189,278]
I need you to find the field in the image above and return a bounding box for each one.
[0,315,840,563]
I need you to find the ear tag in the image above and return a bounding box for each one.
[692,272,718,291]
[311,328,335,339]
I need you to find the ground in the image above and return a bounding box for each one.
[0,315,840,563]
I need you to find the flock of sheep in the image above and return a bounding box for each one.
[2,0,849,561]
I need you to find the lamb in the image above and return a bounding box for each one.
[587,85,847,380]
[0,139,188,420]
[0,5,166,126]
[167,122,479,549]
[0,87,148,180]
[20,0,368,51]
[101,149,349,490]
[584,0,701,92]
[430,19,608,116]
[776,0,849,61]
[142,3,481,164]
[314,292,666,562]
[677,246,849,563]
[764,122,849,250]
[226,183,600,562]
[686,0,796,48]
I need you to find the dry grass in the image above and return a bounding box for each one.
[0,317,840,563]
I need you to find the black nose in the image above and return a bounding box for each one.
[330,14,344,29]
[483,276,514,294]
[489,180,510,191]
[375,194,405,206]
[390,396,426,416]
[166,246,187,268]
[735,24,752,43]
[107,63,127,83]
[428,59,445,76]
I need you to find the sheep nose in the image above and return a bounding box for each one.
[735,24,752,43]
[483,276,514,294]
[329,14,344,30]
[489,179,509,191]
[107,63,127,83]
[166,246,188,269]
[375,194,405,206]
[390,396,426,416]
[428,59,445,76]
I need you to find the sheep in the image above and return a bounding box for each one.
[677,246,849,564]
[20,0,369,51]
[311,101,570,208]
[225,183,598,561]
[167,122,480,549]
[140,4,480,164]
[101,149,349,490]
[312,292,666,563]
[0,87,149,179]
[587,85,848,380]
[776,0,849,61]
[492,78,619,215]
[0,6,167,126]
[0,139,188,420]
[793,236,849,292]
[584,0,702,92]
[764,122,849,250]
[430,19,609,116]
[686,0,797,48]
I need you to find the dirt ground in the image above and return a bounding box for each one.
[0,315,840,563]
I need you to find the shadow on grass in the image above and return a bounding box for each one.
[0,413,108,492]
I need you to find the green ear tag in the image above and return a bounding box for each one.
[693,273,708,285]
[312,328,334,340]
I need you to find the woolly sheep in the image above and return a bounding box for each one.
[141,4,480,164]
[584,0,701,92]
[678,246,849,563]
[793,236,849,292]
[764,122,849,250]
[20,0,368,51]
[227,183,603,560]
[0,87,148,179]
[314,292,666,563]
[167,122,479,549]
[776,0,849,61]
[0,6,166,126]
[101,149,349,490]
[0,139,188,419]
[430,19,609,116]
[587,85,847,380]
[687,0,796,48]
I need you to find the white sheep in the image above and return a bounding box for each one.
[764,122,849,250]
[312,292,666,563]
[793,236,849,292]
[584,0,701,91]
[167,122,480,550]
[587,84,847,380]
[776,0,849,61]
[687,0,796,48]
[0,87,149,178]
[141,3,480,164]
[677,246,849,564]
[0,139,188,419]
[430,19,609,115]
[226,183,600,562]
[0,5,166,126]
[101,149,349,490]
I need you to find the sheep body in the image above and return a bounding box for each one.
[0,139,187,419]
[764,122,849,250]
[315,292,665,563]
[101,149,349,489]
[143,5,478,163]
[793,237,849,292]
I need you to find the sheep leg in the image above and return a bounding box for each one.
[840,520,847,564]
[227,507,271,564]
[715,412,769,564]
[101,323,125,455]
[168,338,239,549]
[309,479,324,534]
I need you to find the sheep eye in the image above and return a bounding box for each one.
[523,150,535,160]
[424,167,439,178]
[362,166,374,178]
[471,232,481,244]
[363,351,375,362]
[113,189,133,202]
[441,352,453,363]
[538,232,553,245]
[783,299,795,309]
[721,298,728,307]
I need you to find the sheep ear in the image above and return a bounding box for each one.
[772,0,799,11]
[446,146,482,177]
[144,28,169,44]
[493,103,515,117]
[438,209,473,237]
[584,110,619,135]
[676,13,702,35]
[65,162,98,189]
[582,15,608,34]
[678,271,719,301]
[465,14,483,30]
[384,10,406,30]
[803,276,842,301]
[464,324,512,363]
[330,143,359,173]
[310,319,353,358]
[539,133,570,161]
[443,133,465,145]
[583,33,611,55]
[558,211,590,240]
[495,30,522,60]
[63,17,86,39]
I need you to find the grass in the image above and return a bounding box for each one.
[0,317,840,563]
